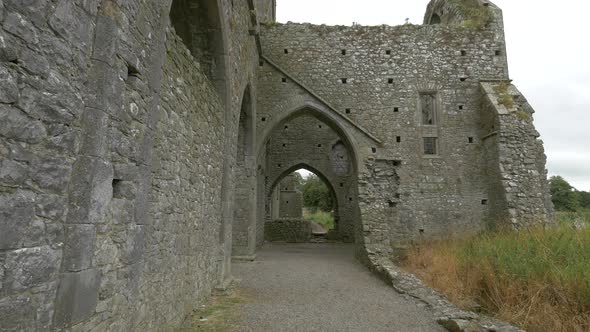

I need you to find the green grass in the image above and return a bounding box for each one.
[449,0,493,29]
[176,289,249,332]
[403,212,590,331]
[303,209,335,230]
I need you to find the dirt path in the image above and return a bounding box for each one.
[230,243,445,332]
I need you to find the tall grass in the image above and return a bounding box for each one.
[303,209,334,230]
[403,212,590,332]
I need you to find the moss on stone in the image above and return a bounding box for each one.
[449,0,493,29]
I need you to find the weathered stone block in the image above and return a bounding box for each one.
[62,224,96,272]
[0,295,35,331]
[0,105,47,144]
[66,156,113,224]
[0,196,45,249]
[120,225,145,265]
[49,0,94,49]
[0,159,27,186]
[3,246,61,292]
[53,269,100,328]
[91,15,118,64]
[31,156,72,193]
[0,65,18,103]
[3,12,38,44]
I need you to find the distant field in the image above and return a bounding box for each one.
[402,211,590,332]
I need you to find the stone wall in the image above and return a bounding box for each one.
[261,114,357,242]
[256,1,551,255]
[265,219,312,243]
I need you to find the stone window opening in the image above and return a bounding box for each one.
[394,107,399,112]
[482,199,488,205]
[460,77,467,82]
[282,77,287,83]
[345,108,351,114]
[468,137,474,143]
[341,78,348,84]
[396,136,401,143]
[371,147,377,153]
[459,105,464,110]
[430,13,441,24]
[388,78,394,84]
[340,183,344,187]
[388,200,397,207]
[282,143,287,147]
[318,124,322,129]
[284,48,289,54]
[386,50,392,55]
[261,117,266,122]
[317,144,322,148]
[259,60,264,67]
[284,125,289,129]
[423,137,437,155]
[420,93,436,125]
[341,49,347,55]
[461,50,467,56]
[495,50,502,56]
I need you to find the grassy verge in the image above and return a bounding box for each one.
[177,288,250,332]
[402,212,590,332]
[303,209,334,230]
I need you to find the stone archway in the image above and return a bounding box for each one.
[255,107,361,245]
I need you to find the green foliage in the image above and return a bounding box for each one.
[304,209,334,230]
[493,81,515,109]
[302,174,333,212]
[283,172,303,191]
[579,191,590,210]
[458,220,590,308]
[515,110,530,121]
[550,176,581,212]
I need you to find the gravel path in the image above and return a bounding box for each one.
[231,243,445,332]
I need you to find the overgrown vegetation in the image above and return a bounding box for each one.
[402,213,590,331]
[178,289,249,332]
[449,0,493,29]
[550,175,590,212]
[303,209,334,230]
[302,174,333,213]
[494,81,515,109]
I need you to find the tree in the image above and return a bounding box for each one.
[302,174,333,212]
[549,176,580,212]
[578,190,590,210]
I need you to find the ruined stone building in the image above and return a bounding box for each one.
[0,0,553,330]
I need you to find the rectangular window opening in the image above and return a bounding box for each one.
[396,136,401,143]
[386,50,392,55]
[261,117,266,122]
[388,78,394,84]
[345,108,351,114]
[461,50,467,56]
[371,147,377,153]
[420,93,436,125]
[341,49,346,55]
[341,78,348,84]
[284,49,289,54]
[394,107,399,112]
[281,77,287,83]
[495,50,502,56]
[423,137,437,155]
[482,199,488,205]
[468,137,474,143]
[459,105,464,110]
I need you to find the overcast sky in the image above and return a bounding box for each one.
[277,0,590,191]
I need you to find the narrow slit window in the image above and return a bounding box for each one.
[371,147,377,153]
[420,94,436,125]
[341,49,346,55]
[423,137,437,155]
[396,136,401,143]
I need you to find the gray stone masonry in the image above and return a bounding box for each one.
[0,0,552,330]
